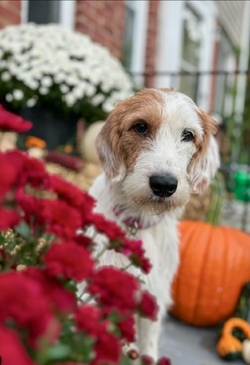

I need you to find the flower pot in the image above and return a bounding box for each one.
[20,106,77,150]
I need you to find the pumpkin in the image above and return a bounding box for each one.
[170,221,250,326]
[25,135,46,149]
[79,121,105,165]
[216,318,250,360]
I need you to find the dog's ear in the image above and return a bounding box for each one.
[96,111,126,183]
[188,110,220,194]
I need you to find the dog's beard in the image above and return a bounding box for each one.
[122,173,191,215]
[131,193,190,215]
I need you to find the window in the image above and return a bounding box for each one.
[123,6,135,71]
[21,0,75,30]
[123,1,149,86]
[28,0,60,24]
[214,30,236,117]
[179,5,202,101]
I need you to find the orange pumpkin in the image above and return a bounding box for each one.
[170,221,250,327]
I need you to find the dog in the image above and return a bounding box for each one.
[88,88,220,360]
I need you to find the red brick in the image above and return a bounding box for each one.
[0,6,20,23]
[75,0,126,60]
[144,0,160,88]
[0,0,21,28]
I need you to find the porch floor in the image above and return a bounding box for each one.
[159,316,244,365]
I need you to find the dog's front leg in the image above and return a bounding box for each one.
[138,310,163,360]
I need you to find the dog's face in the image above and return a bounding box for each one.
[97,88,219,214]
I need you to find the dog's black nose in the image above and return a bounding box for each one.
[149,173,178,197]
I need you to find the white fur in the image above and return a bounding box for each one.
[87,89,220,360]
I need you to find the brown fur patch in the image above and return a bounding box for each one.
[191,108,218,164]
[97,89,166,177]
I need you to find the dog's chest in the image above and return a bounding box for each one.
[89,174,180,305]
[138,222,179,299]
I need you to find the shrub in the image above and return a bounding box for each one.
[0,23,134,123]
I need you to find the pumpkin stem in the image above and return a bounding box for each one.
[222,317,250,338]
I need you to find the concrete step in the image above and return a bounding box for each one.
[159,316,245,365]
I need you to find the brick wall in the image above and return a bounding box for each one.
[144,0,160,88]
[0,0,21,29]
[75,0,126,60]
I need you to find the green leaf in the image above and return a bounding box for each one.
[120,354,133,365]
[44,343,71,362]
[108,310,121,324]
[14,221,30,239]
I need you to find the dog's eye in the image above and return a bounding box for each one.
[133,123,148,136]
[181,129,194,142]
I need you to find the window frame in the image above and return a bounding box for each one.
[156,0,217,110]
[124,0,149,87]
[21,0,75,30]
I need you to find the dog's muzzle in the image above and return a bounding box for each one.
[149,173,178,198]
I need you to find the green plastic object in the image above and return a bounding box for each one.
[233,171,250,202]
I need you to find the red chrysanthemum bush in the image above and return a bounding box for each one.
[0,105,171,365]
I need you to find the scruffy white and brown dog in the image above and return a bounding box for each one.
[89,88,219,359]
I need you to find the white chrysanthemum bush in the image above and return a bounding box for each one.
[0,23,134,124]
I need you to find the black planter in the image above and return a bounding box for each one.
[20,106,77,150]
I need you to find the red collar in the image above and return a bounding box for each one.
[113,205,164,236]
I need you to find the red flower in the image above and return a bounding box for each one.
[15,188,41,219]
[0,150,49,201]
[157,357,172,365]
[122,239,152,274]
[0,207,20,230]
[55,363,85,365]
[0,271,58,346]
[74,234,92,249]
[0,150,24,198]
[87,212,126,241]
[42,199,83,238]
[88,267,140,314]
[20,154,49,188]
[141,355,155,365]
[86,213,152,274]
[117,315,135,343]
[75,304,107,337]
[25,267,76,314]
[137,290,159,321]
[44,241,94,282]
[93,331,121,365]
[0,325,35,365]
[0,105,32,132]
[76,304,121,365]
[49,174,86,208]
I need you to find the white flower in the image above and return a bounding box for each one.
[39,87,49,95]
[26,97,37,107]
[41,76,53,88]
[85,84,96,98]
[60,84,70,94]
[66,75,78,86]
[1,71,11,81]
[24,78,39,90]
[0,23,134,113]
[65,93,76,107]
[102,100,114,113]
[54,71,66,84]
[101,82,112,94]
[5,93,13,102]
[13,89,24,100]
[91,94,105,106]
[71,88,82,100]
